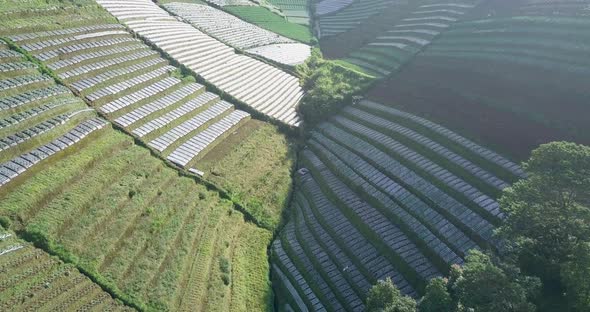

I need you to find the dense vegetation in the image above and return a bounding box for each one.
[223,6,312,43]
[296,50,375,125]
[365,141,590,312]
[198,120,297,230]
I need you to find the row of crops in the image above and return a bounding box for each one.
[0,1,295,310]
[368,0,590,158]
[271,99,524,310]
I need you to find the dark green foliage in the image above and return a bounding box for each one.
[561,242,590,311]
[366,277,417,312]
[220,257,231,286]
[450,251,540,312]
[497,142,590,310]
[417,278,452,312]
[20,225,147,311]
[296,50,374,125]
[0,216,11,229]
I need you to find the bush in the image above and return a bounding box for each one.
[220,257,231,274]
[0,216,11,229]
[296,50,374,125]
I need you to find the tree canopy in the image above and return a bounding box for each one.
[450,251,540,312]
[497,142,590,310]
[366,277,417,312]
[417,278,452,312]
[295,49,374,125]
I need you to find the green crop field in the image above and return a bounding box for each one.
[0,227,132,311]
[1,0,590,311]
[0,130,273,311]
[224,6,313,43]
[198,120,297,230]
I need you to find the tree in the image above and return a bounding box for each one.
[366,277,417,312]
[418,277,452,312]
[295,49,373,125]
[497,142,590,310]
[451,250,539,312]
[561,242,590,310]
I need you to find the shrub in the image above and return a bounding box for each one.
[296,50,374,125]
[0,216,11,229]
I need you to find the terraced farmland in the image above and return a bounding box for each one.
[0,130,273,311]
[272,99,524,309]
[267,0,310,25]
[368,0,590,158]
[0,228,132,311]
[0,39,107,187]
[341,0,479,77]
[9,24,256,172]
[2,0,588,311]
[163,2,311,65]
[96,0,305,126]
[317,0,401,38]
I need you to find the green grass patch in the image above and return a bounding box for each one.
[230,224,273,312]
[198,120,296,231]
[223,6,312,43]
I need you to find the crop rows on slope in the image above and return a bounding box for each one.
[0,40,107,187]
[9,24,255,170]
[163,2,311,66]
[96,0,304,126]
[0,229,132,311]
[317,0,400,38]
[340,0,479,77]
[368,11,590,158]
[0,129,273,312]
[272,100,523,310]
[267,0,310,25]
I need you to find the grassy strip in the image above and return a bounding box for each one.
[223,6,312,44]
[330,59,378,78]
[1,37,64,83]
[202,209,243,311]
[230,224,274,312]
[0,110,96,163]
[0,128,122,220]
[0,98,85,137]
[135,90,213,142]
[18,228,147,311]
[200,121,296,231]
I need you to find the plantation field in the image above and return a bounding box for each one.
[0,227,132,311]
[368,13,590,159]
[0,0,115,36]
[0,129,274,311]
[272,97,525,309]
[267,0,310,25]
[320,0,479,77]
[224,6,313,43]
[1,0,296,226]
[198,120,297,230]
